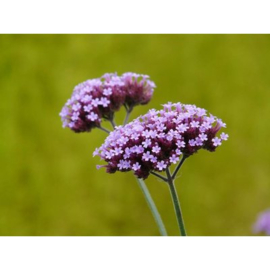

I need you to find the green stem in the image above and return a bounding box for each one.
[167,172,187,236]
[97,126,110,134]
[136,177,167,236]
[172,155,186,179]
[110,119,116,128]
[150,171,168,182]
[123,106,133,126]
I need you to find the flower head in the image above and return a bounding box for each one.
[94,102,228,179]
[121,72,156,107]
[60,72,156,132]
[253,209,270,235]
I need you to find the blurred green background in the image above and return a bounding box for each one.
[0,35,269,236]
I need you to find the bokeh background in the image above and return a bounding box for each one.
[0,35,269,236]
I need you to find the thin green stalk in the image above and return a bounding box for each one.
[97,126,110,134]
[172,155,186,179]
[136,177,167,236]
[166,168,187,236]
[110,119,116,128]
[123,106,133,126]
[150,171,168,182]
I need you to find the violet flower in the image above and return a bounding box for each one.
[94,102,228,236]
[94,102,228,180]
[253,209,270,235]
[61,72,229,236]
[59,72,156,133]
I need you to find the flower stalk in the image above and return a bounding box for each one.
[97,126,111,134]
[166,168,187,236]
[109,118,116,129]
[123,106,133,126]
[150,162,187,236]
[172,156,186,179]
[136,177,167,236]
[150,171,168,182]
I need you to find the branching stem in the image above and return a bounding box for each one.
[150,171,168,182]
[166,167,187,236]
[172,155,186,179]
[97,126,110,134]
[123,106,133,126]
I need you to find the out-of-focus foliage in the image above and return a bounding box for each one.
[0,35,270,235]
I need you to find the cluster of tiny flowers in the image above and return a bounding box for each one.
[94,102,228,179]
[59,72,156,132]
[253,209,270,235]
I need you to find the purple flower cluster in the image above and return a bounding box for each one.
[94,102,228,179]
[253,209,270,235]
[60,72,156,132]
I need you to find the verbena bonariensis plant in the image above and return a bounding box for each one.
[60,72,167,236]
[60,72,228,236]
[94,102,228,235]
[253,209,270,235]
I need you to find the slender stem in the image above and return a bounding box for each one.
[123,106,133,126]
[165,168,171,180]
[136,177,167,236]
[97,126,110,134]
[109,119,116,129]
[172,155,186,179]
[167,178,187,236]
[150,171,168,182]
[105,112,116,129]
[124,103,128,111]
